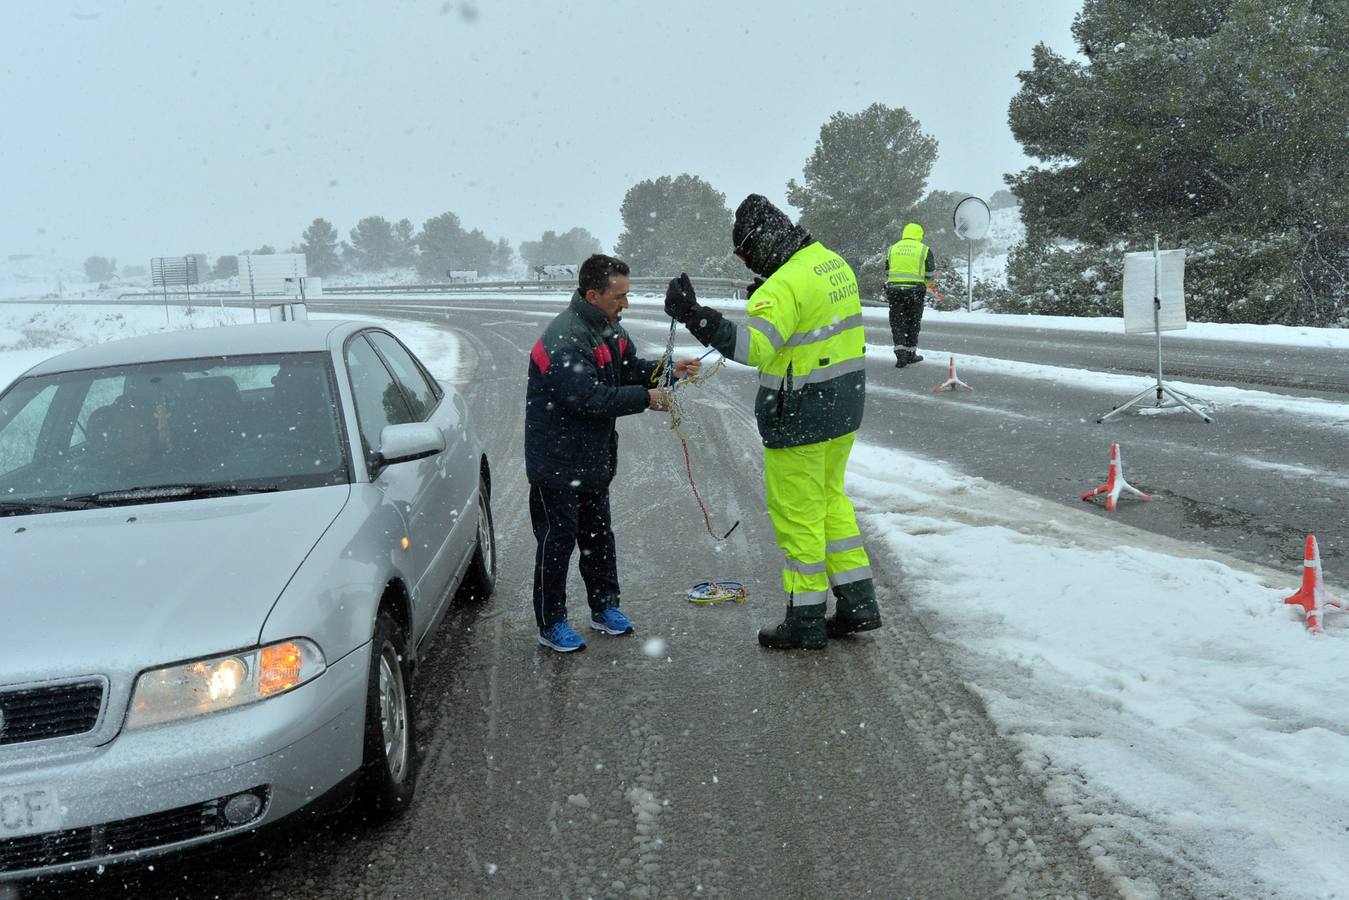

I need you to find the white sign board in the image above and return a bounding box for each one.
[239,253,308,296]
[1122,249,1187,334]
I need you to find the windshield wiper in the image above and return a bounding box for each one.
[0,484,285,515]
[0,497,97,516]
[91,483,284,502]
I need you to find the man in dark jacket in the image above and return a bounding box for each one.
[525,253,700,652]
[664,195,881,650]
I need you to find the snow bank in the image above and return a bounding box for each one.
[848,443,1349,898]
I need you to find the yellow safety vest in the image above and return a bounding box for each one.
[887,238,930,285]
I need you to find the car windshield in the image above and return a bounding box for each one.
[0,352,348,511]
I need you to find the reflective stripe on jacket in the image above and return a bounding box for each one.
[524,292,658,490]
[704,242,866,449]
[887,222,932,285]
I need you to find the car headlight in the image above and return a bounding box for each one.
[126,638,326,729]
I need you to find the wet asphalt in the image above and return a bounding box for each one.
[16,294,1346,899]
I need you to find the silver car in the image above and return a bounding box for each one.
[0,319,496,882]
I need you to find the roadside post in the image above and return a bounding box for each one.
[1098,235,1212,423]
[952,196,991,313]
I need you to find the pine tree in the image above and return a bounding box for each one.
[458,228,496,274]
[492,237,514,275]
[211,255,238,279]
[614,174,733,275]
[393,218,418,268]
[787,103,938,296]
[519,228,603,272]
[348,216,397,271]
[299,218,342,277]
[1007,0,1347,324]
[83,256,116,281]
[416,212,466,278]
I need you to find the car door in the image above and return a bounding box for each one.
[366,331,470,603]
[344,333,451,632]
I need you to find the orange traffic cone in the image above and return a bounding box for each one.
[1284,535,1340,632]
[1081,442,1152,511]
[933,356,973,393]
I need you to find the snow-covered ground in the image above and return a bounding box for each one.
[847,447,1348,899]
[2,301,1346,898]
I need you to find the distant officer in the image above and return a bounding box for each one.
[886,223,935,367]
[664,194,880,650]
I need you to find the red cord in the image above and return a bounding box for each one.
[681,439,738,541]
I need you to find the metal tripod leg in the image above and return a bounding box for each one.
[1097,383,1160,423]
[1161,384,1213,422]
[1098,380,1213,423]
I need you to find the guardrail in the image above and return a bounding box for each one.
[119,275,750,301]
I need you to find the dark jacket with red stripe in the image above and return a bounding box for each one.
[525,292,661,491]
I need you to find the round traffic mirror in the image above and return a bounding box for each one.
[953,196,991,241]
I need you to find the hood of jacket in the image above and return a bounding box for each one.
[901,223,924,242]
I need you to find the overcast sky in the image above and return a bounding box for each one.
[1,0,1083,268]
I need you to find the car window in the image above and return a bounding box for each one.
[69,375,125,448]
[368,332,438,421]
[0,382,58,478]
[0,353,347,508]
[346,335,414,457]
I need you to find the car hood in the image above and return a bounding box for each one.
[2,484,351,683]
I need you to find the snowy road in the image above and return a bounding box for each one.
[15,297,1347,899]
[916,319,1349,398]
[327,295,1349,573]
[24,301,1116,898]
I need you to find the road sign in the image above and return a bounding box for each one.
[150,256,200,288]
[953,196,991,241]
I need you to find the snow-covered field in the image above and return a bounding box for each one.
[2,300,1346,897]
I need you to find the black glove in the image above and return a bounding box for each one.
[746,276,766,298]
[664,273,697,322]
[664,272,723,346]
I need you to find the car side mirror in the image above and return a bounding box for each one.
[373,422,444,474]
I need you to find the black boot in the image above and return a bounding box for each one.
[906,350,924,365]
[758,603,826,650]
[825,589,882,638]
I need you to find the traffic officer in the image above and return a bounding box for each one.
[664,194,881,650]
[886,222,935,367]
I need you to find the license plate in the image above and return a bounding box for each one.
[0,785,61,838]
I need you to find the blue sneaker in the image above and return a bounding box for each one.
[538,621,587,652]
[590,607,634,635]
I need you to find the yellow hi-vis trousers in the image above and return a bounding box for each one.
[763,432,873,609]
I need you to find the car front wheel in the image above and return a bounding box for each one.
[461,478,496,601]
[354,610,418,820]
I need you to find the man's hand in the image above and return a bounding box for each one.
[664,273,697,322]
[647,388,668,412]
[673,357,702,379]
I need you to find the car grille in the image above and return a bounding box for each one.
[0,787,269,874]
[0,681,104,746]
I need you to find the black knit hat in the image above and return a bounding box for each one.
[732,194,792,256]
[731,193,813,278]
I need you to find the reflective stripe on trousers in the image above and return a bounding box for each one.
[763,431,873,608]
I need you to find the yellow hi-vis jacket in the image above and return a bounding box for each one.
[702,242,866,449]
[887,223,933,286]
